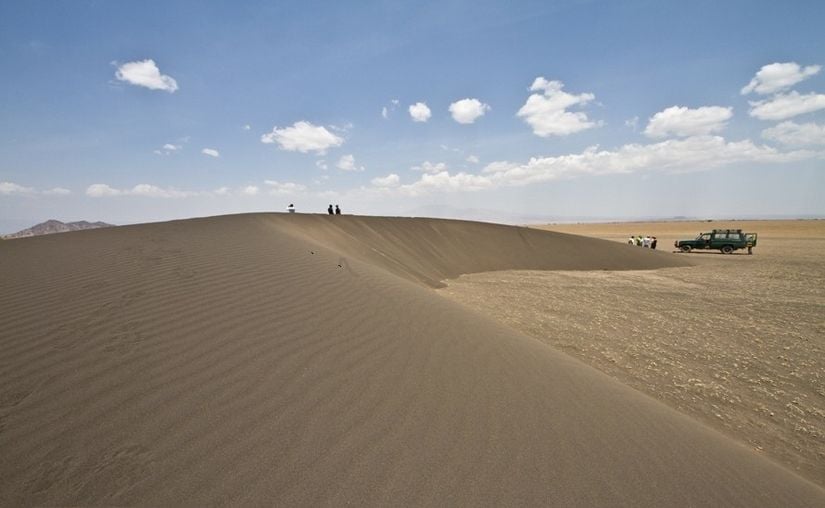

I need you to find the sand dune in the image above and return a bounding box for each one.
[1,213,823,506]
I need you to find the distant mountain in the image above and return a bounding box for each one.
[2,219,114,239]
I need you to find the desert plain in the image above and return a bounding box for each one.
[1,214,823,505]
[441,219,825,486]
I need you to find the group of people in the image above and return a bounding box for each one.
[285,204,343,215]
[629,235,658,249]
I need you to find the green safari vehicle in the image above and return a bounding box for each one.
[674,229,757,254]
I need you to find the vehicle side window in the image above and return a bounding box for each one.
[701,234,711,240]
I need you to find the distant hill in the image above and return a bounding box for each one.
[2,219,113,239]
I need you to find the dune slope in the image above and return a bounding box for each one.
[0,213,822,506]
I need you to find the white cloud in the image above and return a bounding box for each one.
[86,183,196,198]
[371,174,400,187]
[261,121,344,154]
[315,159,328,170]
[214,186,230,196]
[741,62,821,95]
[0,181,35,195]
[43,187,71,196]
[374,135,819,197]
[243,124,251,131]
[201,148,220,158]
[114,59,178,93]
[748,91,825,120]
[154,143,181,155]
[264,180,307,194]
[382,99,400,119]
[411,161,448,173]
[336,154,365,172]
[449,98,490,124]
[517,77,600,137]
[131,184,194,198]
[466,155,480,164]
[480,136,816,186]
[86,183,123,197]
[762,121,825,146]
[409,102,432,122]
[625,116,639,131]
[241,185,259,196]
[398,171,494,196]
[644,106,733,138]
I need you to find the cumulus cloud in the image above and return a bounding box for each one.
[201,148,220,158]
[264,180,307,194]
[371,136,820,196]
[0,181,35,195]
[241,186,259,196]
[748,91,825,120]
[86,183,123,197]
[214,186,231,196]
[762,121,825,146]
[397,171,494,196]
[43,187,71,196]
[261,121,344,154]
[466,155,480,164]
[480,136,815,186]
[411,161,448,173]
[86,183,196,198]
[336,154,364,172]
[315,159,328,170]
[625,116,639,131]
[114,59,178,92]
[449,98,490,124]
[644,106,733,138]
[409,102,432,122]
[154,143,182,155]
[517,77,600,137]
[741,62,821,95]
[371,174,400,187]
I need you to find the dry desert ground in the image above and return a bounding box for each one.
[1,215,823,506]
[441,219,825,486]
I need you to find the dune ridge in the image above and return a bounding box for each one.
[0,213,823,506]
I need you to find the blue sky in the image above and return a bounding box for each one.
[1,0,824,232]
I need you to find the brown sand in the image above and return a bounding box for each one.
[1,214,823,505]
[442,219,825,487]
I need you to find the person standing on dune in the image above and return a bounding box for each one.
[327,204,334,215]
[335,205,341,215]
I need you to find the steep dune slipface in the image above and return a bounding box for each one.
[0,214,822,506]
[265,214,690,287]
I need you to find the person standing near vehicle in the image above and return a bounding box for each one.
[651,237,658,250]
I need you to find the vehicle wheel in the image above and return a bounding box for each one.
[680,245,692,253]
[721,245,734,254]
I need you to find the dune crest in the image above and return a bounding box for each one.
[0,213,822,506]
